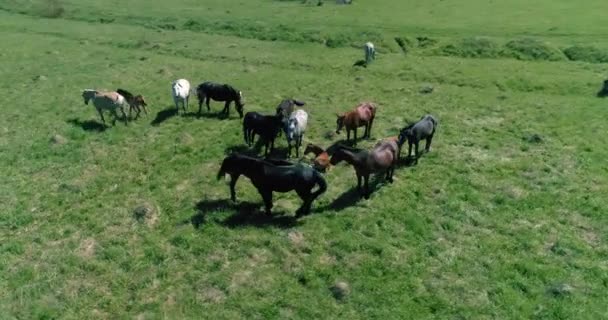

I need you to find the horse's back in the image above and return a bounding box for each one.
[172,79,190,98]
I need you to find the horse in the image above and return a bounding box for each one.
[242,112,283,155]
[172,79,190,113]
[329,141,398,199]
[276,98,305,137]
[398,114,438,164]
[597,79,608,97]
[335,102,377,146]
[217,153,327,217]
[364,42,376,64]
[196,82,244,118]
[116,88,148,119]
[304,143,330,172]
[276,98,305,120]
[82,89,128,125]
[286,109,308,157]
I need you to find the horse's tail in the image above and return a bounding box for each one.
[293,99,305,107]
[311,170,327,198]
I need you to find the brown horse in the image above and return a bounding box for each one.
[335,102,376,146]
[304,143,330,172]
[330,140,398,199]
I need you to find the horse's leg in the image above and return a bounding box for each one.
[353,128,358,146]
[357,173,362,191]
[368,118,374,138]
[142,104,148,115]
[97,108,106,124]
[260,189,274,216]
[425,135,434,153]
[346,129,350,142]
[185,96,189,112]
[224,101,231,117]
[229,174,239,202]
[407,142,413,159]
[414,141,420,164]
[206,97,211,112]
[120,107,128,125]
[364,174,370,199]
[295,189,311,218]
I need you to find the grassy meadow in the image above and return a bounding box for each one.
[1,0,608,318]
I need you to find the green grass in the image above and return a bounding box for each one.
[1,1,608,318]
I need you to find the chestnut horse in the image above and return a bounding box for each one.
[304,143,330,172]
[335,102,376,146]
[330,140,398,199]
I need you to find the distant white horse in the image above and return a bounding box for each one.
[82,89,128,125]
[172,79,191,113]
[286,109,308,158]
[364,42,376,64]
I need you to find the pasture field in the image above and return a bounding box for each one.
[1,0,608,318]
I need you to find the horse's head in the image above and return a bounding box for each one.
[235,91,245,118]
[398,125,414,146]
[82,90,95,105]
[335,113,345,134]
[217,154,238,180]
[135,95,147,107]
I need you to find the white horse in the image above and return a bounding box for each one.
[172,79,191,113]
[286,109,308,158]
[82,89,128,125]
[364,42,376,64]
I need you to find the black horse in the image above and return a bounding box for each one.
[196,82,245,118]
[217,154,327,217]
[398,114,438,164]
[597,79,608,97]
[243,111,283,155]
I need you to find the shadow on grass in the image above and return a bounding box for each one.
[192,199,298,229]
[151,106,178,126]
[67,118,107,132]
[320,186,361,212]
[224,140,290,160]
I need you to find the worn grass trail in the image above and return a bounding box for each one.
[1,1,608,319]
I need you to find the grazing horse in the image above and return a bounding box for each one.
[304,143,330,172]
[116,88,148,118]
[217,153,327,217]
[196,82,244,118]
[82,89,128,125]
[286,109,308,157]
[330,141,398,199]
[242,112,283,155]
[398,114,438,164]
[336,102,377,146]
[364,42,376,64]
[172,79,191,113]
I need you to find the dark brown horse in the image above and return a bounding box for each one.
[217,154,327,217]
[304,143,330,172]
[398,114,438,164]
[330,140,398,199]
[196,82,244,118]
[335,102,377,146]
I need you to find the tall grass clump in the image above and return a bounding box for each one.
[40,0,64,18]
[438,37,500,58]
[502,38,565,61]
[563,45,608,64]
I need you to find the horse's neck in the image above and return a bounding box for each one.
[307,145,324,156]
[340,149,364,166]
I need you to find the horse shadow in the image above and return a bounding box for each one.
[192,199,298,229]
[67,118,107,132]
[319,186,361,212]
[182,111,227,120]
[151,106,178,126]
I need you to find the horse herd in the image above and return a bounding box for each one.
[80,79,438,218]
